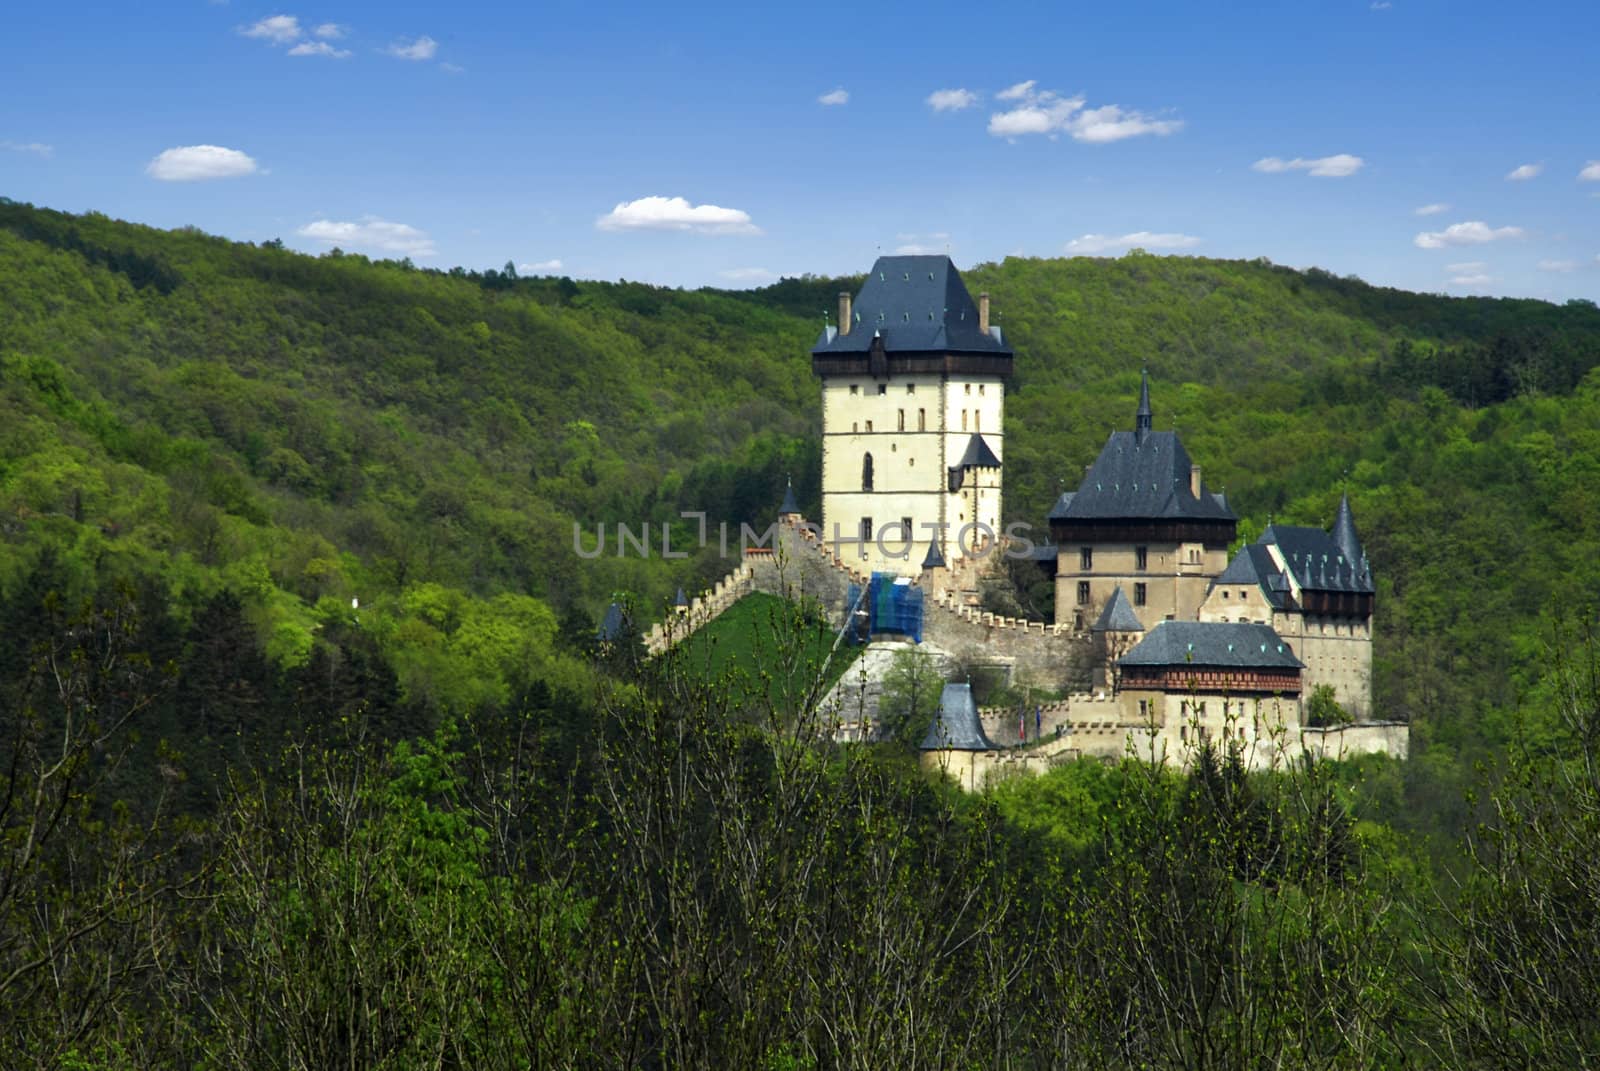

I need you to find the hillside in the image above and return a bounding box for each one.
[3,197,1600,783]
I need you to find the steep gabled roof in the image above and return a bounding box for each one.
[812,255,1011,357]
[1331,491,1364,566]
[1092,586,1145,633]
[921,536,946,570]
[1055,431,1236,522]
[1119,621,1304,670]
[778,479,800,516]
[1046,491,1076,521]
[1261,524,1374,594]
[919,683,996,751]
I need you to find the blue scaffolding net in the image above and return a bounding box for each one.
[844,573,924,644]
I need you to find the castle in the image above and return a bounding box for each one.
[651,254,1404,781]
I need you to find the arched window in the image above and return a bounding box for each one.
[862,453,874,492]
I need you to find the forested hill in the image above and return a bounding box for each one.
[3,196,1600,770]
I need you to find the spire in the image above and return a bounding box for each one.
[1331,491,1363,566]
[778,476,800,518]
[1135,368,1153,443]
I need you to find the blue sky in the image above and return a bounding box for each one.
[2,0,1597,300]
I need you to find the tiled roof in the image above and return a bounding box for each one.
[812,255,1010,356]
[1056,430,1236,522]
[1092,585,1146,632]
[919,683,996,751]
[1119,620,1304,670]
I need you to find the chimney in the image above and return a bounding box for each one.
[1189,465,1202,498]
[838,292,852,336]
[978,292,991,334]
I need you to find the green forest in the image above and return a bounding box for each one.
[3,198,1599,1067]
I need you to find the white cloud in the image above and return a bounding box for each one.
[1414,202,1450,216]
[894,232,950,255]
[1538,259,1579,272]
[0,140,53,158]
[1446,261,1487,273]
[1371,1,1391,8]
[595,195,760,235]
[288,40,350,57]
[312,22,344,38]
[440,62,464,74]
[987,82,1181,142]
[719,267,778,284]
[927,88,979,112]
[1065,231,1201,254]
[1448,273,1493,287]
[1252,153,1364,177]
[146,145,259,181]
[297,217,436,257]
[1580,161,1600,182]
[1506,162,1543,181]
[241,14,301,43]
[818,88,849,106]
[386,35,438,60]
[1414,220,1526,249]
[519,259,564,273]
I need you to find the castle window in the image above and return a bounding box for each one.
[1080,547,1093,571]
[1135,546,1148,571]
[975,411,981,432]
[901,517,912,540]
[1134,583,1147,606]
[962,411,968,431]
[1076,581,1090,605]
[850,384,859,395]
[859,517,871,555]
[1223,590,1230,599]
[852,421,858,432]
[898,409,905,431]
[965,384,971,395]
[862,453,874,492]
[865,420,873,432]
[907,383,915,395]
[918,408,926,431]
[878,383,887,396]
[978,384,985,395]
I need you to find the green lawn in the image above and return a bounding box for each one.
[672,593,862,716]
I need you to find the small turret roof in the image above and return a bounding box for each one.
[778,479,800,516]
[919,683,996,751]
[1092,586,1146,632]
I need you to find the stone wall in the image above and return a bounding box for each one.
[1299,721,1409,761]
[643,565,755,654]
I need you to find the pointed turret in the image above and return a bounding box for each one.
[673,587,689,613]
[1135,368,1153,443]
[1331,491,1363,567]
[778,477,800,520]
[921,535,946,570]
[919,683,995,751]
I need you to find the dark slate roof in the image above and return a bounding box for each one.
[1260,524,1374,594]
[953,434,1001,469]
[1091,586,1145,632]
[1046,491,1075,521]
[812,255,1011,356]
[1331,492,1363,566]
[1056,431,1236,522]
[921,536,946,570]
[919,683,996,751]
[1119,621,1304,670]
[673,587,688,608]
[1212,543,1293,609]
[778,480,800,516]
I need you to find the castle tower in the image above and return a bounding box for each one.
[1049,371,1237,628]
[810,256,1012,576]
